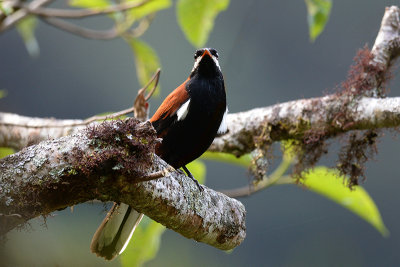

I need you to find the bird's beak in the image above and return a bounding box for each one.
[201,49,212,58]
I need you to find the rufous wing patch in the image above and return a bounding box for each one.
[150,78,190,123]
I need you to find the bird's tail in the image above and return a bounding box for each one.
[90,203,144,260]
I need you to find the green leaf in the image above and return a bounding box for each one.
[0,147,14,159]
[127,38,161,95]
[16,16,39,57]
[177,0,230,47]
[201,151,251,168]
[119,216,166,267]
[300,166,389,237]
[0,90,7,99]
[185,159,207,184]
[304,0,331,42]
[127,0,171,20]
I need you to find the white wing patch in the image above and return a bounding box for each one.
[177,99,191,121]
[217,107,228,134]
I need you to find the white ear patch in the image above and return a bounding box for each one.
[217,107,228,134]
[211,55,221,71]
[177,99,191,121]
[191,54,221,72]
[191,56,202,73]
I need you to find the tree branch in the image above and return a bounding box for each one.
[0,68,161,150]
[2,96,400,153]
[209,96,400,156]
[18,0,151,19]
[40,17,121,40]
[1,0,154,39]
[0,0,53,32]
[0,119,246,250]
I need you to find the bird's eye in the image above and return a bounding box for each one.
[209,48,219,58]
[194,50,203,59]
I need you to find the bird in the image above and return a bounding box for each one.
[90,48,228,260]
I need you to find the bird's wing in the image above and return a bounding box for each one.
[150,78,190,136]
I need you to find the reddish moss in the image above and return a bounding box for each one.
[75,119,159,179]
[336,130,378,187]
[340,46,387,97]
[258,46,391,187]
[293,132,328,177]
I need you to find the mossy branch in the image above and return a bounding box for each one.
[0,119,246,251]
[2,96,400,155]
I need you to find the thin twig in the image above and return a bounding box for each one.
[0,69,161,129]
[144,68,161,101]
[83,107,134,125]
[19,0,151,19]
[137,166,176,183]
[221,158,293,198]
[41,17,121,40]
[0,0,53,32]
[133,68,160,120]
[123,14,155,38]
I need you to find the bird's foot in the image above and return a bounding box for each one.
[182,165,204,192]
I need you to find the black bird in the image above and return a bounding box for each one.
[90,48,228,260]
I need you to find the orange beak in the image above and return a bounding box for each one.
[201,49,212,58]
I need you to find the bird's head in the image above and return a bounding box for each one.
[190,48,222,78]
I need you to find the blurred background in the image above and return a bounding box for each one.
[1,0,400,266]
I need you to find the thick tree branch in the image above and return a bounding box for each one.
[0,112,85,150]
[371,6,400,69]
[2,96,400,154]
[0,120,246,250]
[210,96,400,156]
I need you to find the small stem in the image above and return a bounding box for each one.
[221,154,294,198]
[273,175,296,185]
[0,0,53,32]
[20,0,151,19]
[41,17,121,40]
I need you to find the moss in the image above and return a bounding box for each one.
[72,118,159,181]
[336,130,378,187]
[340,45,389,98]
[251,46,391,187]
[67,168,78,176]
